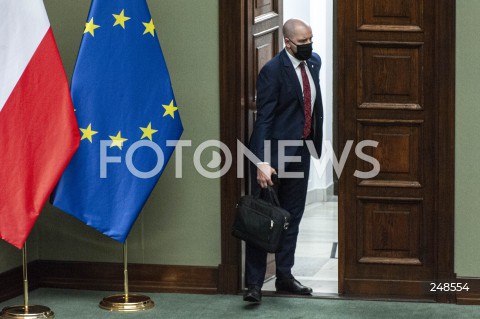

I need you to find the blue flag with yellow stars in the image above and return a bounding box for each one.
[52,0,183,242]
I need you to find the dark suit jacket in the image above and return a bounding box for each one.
[249,49,323,170]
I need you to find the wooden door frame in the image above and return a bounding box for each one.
[218,0,455,298]
[218,0,246,294]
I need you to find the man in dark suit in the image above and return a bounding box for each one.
[244,18,323,303]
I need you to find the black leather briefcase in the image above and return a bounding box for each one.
[232,187,291,253]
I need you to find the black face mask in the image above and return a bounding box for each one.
[290,41,313,61]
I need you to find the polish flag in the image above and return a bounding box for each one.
[0,0,80,248]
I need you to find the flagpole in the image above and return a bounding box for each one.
[0,243,54,319]
[99,240,154,312]
[123,240,129,299]
[22,245,28,310]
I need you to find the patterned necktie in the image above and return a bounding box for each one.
[300,62,312,138]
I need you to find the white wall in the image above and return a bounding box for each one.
[284,0,335,201]
[283,0,311,23]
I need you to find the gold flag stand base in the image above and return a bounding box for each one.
[99,241,154,312]
[1,244,54,318]
[99,294,154,312]
[0,305,54,319]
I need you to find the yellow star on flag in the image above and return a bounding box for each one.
[163,100,178,119]
[84,17,100,37]
[109,131,128,150]
[80,124,98,143]
[140,122,158,141]
[143,19,155,37]
[113,9,131,29]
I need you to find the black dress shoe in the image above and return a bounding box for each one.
[243,285,262,303]
[275,278,313,295]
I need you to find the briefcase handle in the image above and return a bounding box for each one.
[260,186,281,207]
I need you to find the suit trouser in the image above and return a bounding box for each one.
[245,143,311,287]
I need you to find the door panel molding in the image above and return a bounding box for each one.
[357,119,424,188]
[357,41,424,110]
[357,0,424,32]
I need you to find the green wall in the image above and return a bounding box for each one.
[2,0,480,279]
[455,0,480,277]
[0,238,39,274]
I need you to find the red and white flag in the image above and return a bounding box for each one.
[0,0,80,248]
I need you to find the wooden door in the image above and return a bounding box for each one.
[246,0,284,283]
[337,0,455,300]
[219,0,453,297]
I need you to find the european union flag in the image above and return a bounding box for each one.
[52,0,183,242]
